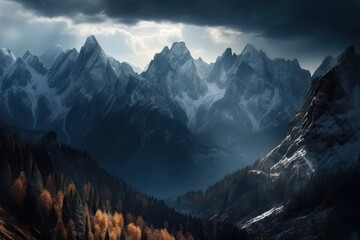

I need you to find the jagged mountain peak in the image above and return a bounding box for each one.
[84,35,100,48]
[147,41,193,69]
[312,55,338,79]
[194,57,210,80]
[21,50,47,75]
[170,41,190,57]
[219,47,235,60]
[15,56,27,66]
[196,57,207,63]
[241,43,258,55]
[0,48,16,62]
[339,45,356,63]
[0,48,16,76]
[240,43,265,61]
[312,46,356,80]
[0,56,32,90]
[160,45,170,55]
[81,35,104,56]
[230,43,268,75]
[211,47,237,72]
[22,50,32,60]
[320,46,358,97]
[40,43,66,69]
[42,43,65,55]
[76,35,107,68]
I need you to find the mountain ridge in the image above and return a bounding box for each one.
[170,46,360,239]
[0,36,313,198]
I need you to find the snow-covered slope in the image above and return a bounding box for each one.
[143,42,211,128]
[0,48,16,78]
[206,48,237,88]
[0,53,53,130]
[0,36,141,137]
[171,46,360,227]
[195,44,311,147]
[40,43,65,69]
[193,57,211,79]
[143,42,310,137]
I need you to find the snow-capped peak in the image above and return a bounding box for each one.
[77,35,107,68]
[170,41,190,57]
[229,43,265,74]
[83,35,102,53]
[40,43,66,69]
[2,56,32,87]
[0,48,16,63]
[193,57,210,79]
[0,48,16,76]
[241,43,258,55]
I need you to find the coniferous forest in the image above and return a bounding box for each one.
[0,125,248,240]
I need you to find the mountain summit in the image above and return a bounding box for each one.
[40,43,65,69]
[170,41,191,57]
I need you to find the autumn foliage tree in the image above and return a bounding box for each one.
[108,212,124,240]
[54,191,64,221]
[125,223,141,240]
[145,227,175,240]
[53,190,67,239]
[39,189,53,211]
[11,171,26,207]
[93,209,110,240]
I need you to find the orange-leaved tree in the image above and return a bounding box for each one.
[11,171,26,207]
[124,223,141,240]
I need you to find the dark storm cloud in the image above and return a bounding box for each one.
[11,0,360,46]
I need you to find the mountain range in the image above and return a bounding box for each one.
[0,36,310,197]
[170,46,360,239]
[1,34,360,239]
[0,35,312,198]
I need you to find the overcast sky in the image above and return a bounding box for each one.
[0,0,359,73]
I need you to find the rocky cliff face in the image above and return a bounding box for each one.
[171,47,360,235]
